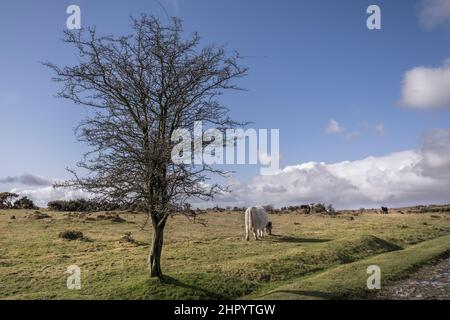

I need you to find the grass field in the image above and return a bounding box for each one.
[1,209,450,300]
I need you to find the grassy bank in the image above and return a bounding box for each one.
[256,234,450,299]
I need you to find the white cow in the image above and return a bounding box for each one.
[245,206,272,241]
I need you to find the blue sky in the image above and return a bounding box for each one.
[1,0,450,208]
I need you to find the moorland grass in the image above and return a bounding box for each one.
[1,209,450,299]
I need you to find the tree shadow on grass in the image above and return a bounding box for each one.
[267,234,331,244]
[158,275,223,299]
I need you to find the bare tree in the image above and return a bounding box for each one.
[45,15,247,278]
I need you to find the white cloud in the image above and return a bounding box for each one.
[214,129,450,209]
[326,119,345,133]
[420,129,450,178]
[258,151,273,166]
[325,119,360,139]
[418,0,450,29]
[401,59,450,109]
[0,173,90,207]
[10,187,91,208]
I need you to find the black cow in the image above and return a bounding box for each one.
[381,206,389,214]
[266,221,273,235]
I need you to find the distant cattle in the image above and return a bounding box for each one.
[245,206,272,241]
[381,206,389,214]
[266,221,273,235]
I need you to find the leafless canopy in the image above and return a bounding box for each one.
[45,15,247,277]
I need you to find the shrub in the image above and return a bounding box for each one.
[47,199,121,212]
[13,196,37,209]
[58,230,84,240]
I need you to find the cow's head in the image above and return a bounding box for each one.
[266,221,272,235]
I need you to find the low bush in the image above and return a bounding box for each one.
[58,230,84,241]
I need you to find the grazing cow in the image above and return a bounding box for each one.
[245,206,272,241]
[381,206,389,214]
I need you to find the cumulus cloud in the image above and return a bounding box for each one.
[420,129,450,178]
[401,59,450,109]
[326,119,345,133]
[0,173,89,207]
[214,129,450,209]
[0,173,53,186]
[325,119,360,139]
[418,0,450,29]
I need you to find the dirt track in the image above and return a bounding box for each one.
[378,256,450,300]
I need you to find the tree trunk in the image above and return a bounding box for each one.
[148,220,165,278]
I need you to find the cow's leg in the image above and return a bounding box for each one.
[253,228,258,240]
[244,210,249,241]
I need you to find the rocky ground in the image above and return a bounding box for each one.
[377,256,450,300]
